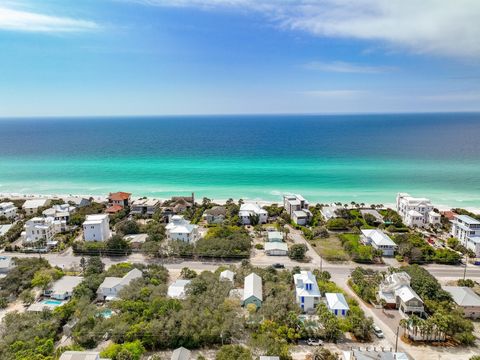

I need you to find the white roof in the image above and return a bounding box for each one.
[361,229,396,247]
[321,206,337,220]
[293,210,309,218]
[442,286,480,307]
[168,279,191,299]
[83,214,108,225]
[59,351,100,360]
[0,224,12,237]
[124,233,148,243]
[0,201,16,209]
[260,357,280,360]
[98,268,142,291]
[325,292,349,311]
[398,193,432,206]
[265,242,288,251]
[429,211,440,217]
[342,350,409,360]
[267,231,283,241]
[166,216,197,234]
[407,209,423,217]
[395,285,422,303]
[243,273,263,301]
[23,198,49,209]
[0,256,13,269]
[239,203,267,215]
[220,270,235,282]
[50,276,83,295]
[294,271,321,297]
[455,214,480,225]
[171,347,191,360]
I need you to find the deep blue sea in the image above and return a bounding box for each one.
[1,113,480,208]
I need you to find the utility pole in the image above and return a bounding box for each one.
[395,325,400,352]
[320,256,323,273]
[463,254,468,280]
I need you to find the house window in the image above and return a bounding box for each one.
[301,296,304,303]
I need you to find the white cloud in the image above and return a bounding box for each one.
[0,5,98,33]
[128,0,480,58]
[422,91,480,102]
[303,61,395,74]
[302,89,366,98]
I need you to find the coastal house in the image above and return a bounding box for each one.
[267,231,284,242]
[169,193,195,214]
[325,292,349,317]
[22,198,51,215]
[320,205,339,221]
[123,233,148,249]
[450,214,480,258]
[360,229,397,256]
[59,351,101,360]
[342,350,409,360]
[378,272,424,315]
[45,276,83,300]
[171,347,191,360]
[360,209,384,224]
[24,216,64,245]
[220,270,235,282]
[0,256,14,273]
[130,198,161,217]
[202,206,226,224]
[243,273,263,308]
[108,192,131,208]
[0,224,12,237]
[64,197,91,208]
[294,271,321,312]
[239,203,268,225]
[168,279,191,299]
[265,242,288,256]
[442,286,480,319]
[283,194,312,225]
[97,268,143,301]
[42,203,76,224]
[396,193,441,228]
[83,214,111,241]
[166,215,199,243]
[0,201,17,219]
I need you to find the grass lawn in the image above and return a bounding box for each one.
[310,235,350,262]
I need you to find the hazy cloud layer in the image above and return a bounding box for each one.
[129,0,480,58]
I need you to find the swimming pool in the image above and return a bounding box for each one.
[41,299,63,306]
[100,309,113,318]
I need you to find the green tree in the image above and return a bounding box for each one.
[288,244,308,261]
[116,220,140,235]
[31,269,54,290]
[317,303,342,342]
[181,267,197,279]
[216,345,252,360]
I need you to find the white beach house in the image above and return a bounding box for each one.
[42,203,76,222]
[0,202,17,219]
[24,216,64,245]
[97,268,143,301]
[294,271,321,312]
[396,193,441,227]
[59,351,101,360]
[378,272,424,315]
[442,286,480,319]
[22,198,51,216]
[0,256,14,273]
[166,215,199,243]
[325,293,349,317]
[168,279,192,299]
[450,214,480,258]
[283,194,312,225]
[239,203,268,225]
[171,347,191,360]
[45,276,83,300]
[360,229,397,256]
[265,242,288,256]
[220,270,235,282]
[320,205,339,221]
[83,214,111,241]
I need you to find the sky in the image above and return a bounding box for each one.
[1,0,480,116]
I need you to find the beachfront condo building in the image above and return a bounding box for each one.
[451,214,480,258]
[0,202,17,219]
[283,194,312,225]
[238,203,268,225]
[83,214,111,241]
[396,193,441,228]
[165,215,199,243]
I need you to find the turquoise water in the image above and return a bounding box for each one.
[1,113,480,208]
[100,309,113,318]
[42,299,63,306]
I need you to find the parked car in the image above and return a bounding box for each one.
[307,338,324,346]
[272,263,285,269]
[373,325,384,338]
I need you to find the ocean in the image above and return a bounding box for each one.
[1,113,480,208]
